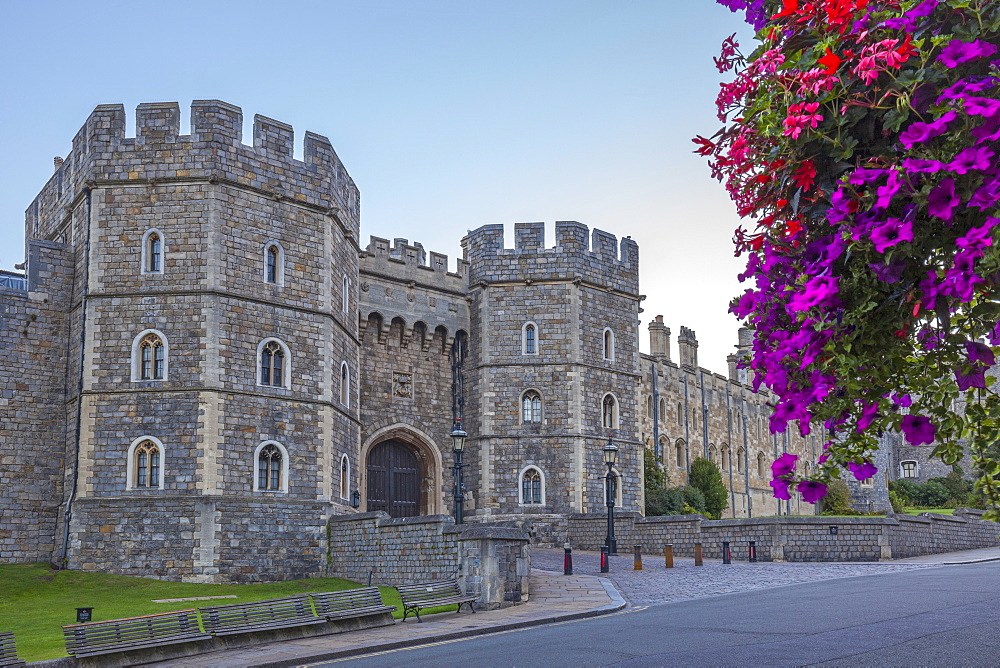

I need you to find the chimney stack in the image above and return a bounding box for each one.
[678,326,699,369]
[648,315,671,362]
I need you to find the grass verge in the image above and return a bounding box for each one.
[902,508,955,515]
[0,564,456,662]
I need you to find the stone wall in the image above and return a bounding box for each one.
[561,511,998,562]
[325,513,530,609]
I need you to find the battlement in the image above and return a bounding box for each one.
[462,222,639,295]
[361,236,469,293]
[28,100,361,242]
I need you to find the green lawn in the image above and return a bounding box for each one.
[0,563,455,663]
[902,508,955,515]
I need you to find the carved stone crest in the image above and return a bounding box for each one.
[393,372,413,399]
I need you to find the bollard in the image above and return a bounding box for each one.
[749,540,757,563]
[564,544,573,575]
[664,543,674,569]
[634,544,643,570]
[694,542,703,567]
[722,540,732,565]
[600,546,610,573]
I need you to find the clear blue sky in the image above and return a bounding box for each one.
[0,0,754,370]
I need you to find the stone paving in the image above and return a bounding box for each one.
[531,547,936,607]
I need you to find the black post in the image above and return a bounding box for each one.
[600,546,609,573]
[605,464,617,555]
[722,540,732,565]
[564,545,573,575]
[452,448,464,525]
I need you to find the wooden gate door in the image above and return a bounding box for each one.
[366,440,420,517]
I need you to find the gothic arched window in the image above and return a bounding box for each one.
[263,242,284,285]
[133,440,161,488]
[520,467,543,505]
[341,362,350,407]
[522,322,538,355]
[256,442,286,492]
[757,452,767,478]
[139,332,165,380]
[522,390,542,424]
[602,394,618,429]
[259,339,288,388]
[340,455,350,499]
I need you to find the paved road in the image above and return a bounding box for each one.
[306,561,1000,667]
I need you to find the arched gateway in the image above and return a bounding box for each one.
[366,440,420,517]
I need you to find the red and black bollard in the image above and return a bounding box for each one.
[600,546,610,573]
[749,540,757,563]
[722,540,732,565]
[564,544,573,575]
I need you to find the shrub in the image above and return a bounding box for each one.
[821,479,853,515]
[913,480,951,508]
[689,457,729,519]
[888,489,907,514]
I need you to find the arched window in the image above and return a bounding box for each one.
[263,242,284,285]
[126,436,165,490]
[646,396,654,417]
[736,447,746,474]
[603,467,623,506]
[522,390,542,424]
[757,452,767,478]
[142,229,164,274]
[254,441,288,492]
[342,274,350,313]
[602,394,618,429]
[131,330,168,382]
[677,402,683,424]
[675,440,686,469]
[340,454,350,499]
[258,338,289,388]
[659,436,669,465]
[340,362,350,407]
[522,322,538,355]
[721,445,729,471]
[519,466,544,505]
[602,328,615,361]
[709,444,717,464]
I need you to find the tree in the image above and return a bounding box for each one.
[703,0,1000,520]
[689,457,729,519]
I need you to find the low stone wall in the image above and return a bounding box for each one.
[560,509,998,562]
[326,512,530,609]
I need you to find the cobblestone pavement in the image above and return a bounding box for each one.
[531,547,935,607]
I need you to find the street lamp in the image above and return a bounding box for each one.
[450,419,468,524]
[603,434,619,556]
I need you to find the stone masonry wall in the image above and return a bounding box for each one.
[0,240,73,562]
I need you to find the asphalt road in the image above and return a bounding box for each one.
[308,561,1000,667]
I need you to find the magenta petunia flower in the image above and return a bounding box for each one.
[956,218,999,251]
[892,393,912,407]
[970,181,1000,211]
[901,414,936,445]
[899,111,957,148]
[928,178,960,221]
[770,478,792,501]
[947,146,995,174]
[848,460,879,481]
[857,401,880,432]
[955,365,987,390]
[965,340,996,366]
[938,39,998,68]
[797,480,828,504]
[870,218,913,252]
[787,275,839,312]
[973,117,1000,144]
[964,97,1000,118]
[902,158,944,173]
[771,452,799,478]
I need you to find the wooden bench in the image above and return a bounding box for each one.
[396,579,477,622]
[62,609,210,658]
[0,632,25,668]
[198,595,325,637]
[310,587,396,621]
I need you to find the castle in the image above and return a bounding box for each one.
[1,101,878,582]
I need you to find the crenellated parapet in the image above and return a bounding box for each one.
[462,221,639,295]
[360,236,468,294]
[26,100,360,243]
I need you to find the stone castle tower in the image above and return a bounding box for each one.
[1,100,849,582]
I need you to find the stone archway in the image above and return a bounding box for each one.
[360,425,443,516]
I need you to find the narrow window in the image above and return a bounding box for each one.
[522,322,538,355]
[677,402,682,424]
[340,455,349,499]
[522,390,542,424]
[261,341,286,387]
[521,468,542,504]
[134,440,161,488]
[757,452,767,478]
[676,441,685,469]
[148,233,162,272]
[258,444,283,491]
[602,394,617,429]
[603,329,615,360]
[646,396,653,418]
[139,333,165,380]
[737,447,745,474]
[342,275,350,313]
[340,363,350,406]
[266,246,278,283]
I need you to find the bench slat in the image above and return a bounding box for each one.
[199,595,325,637]
[62,610,209,658]
[396,579,477,622]
[0,632,25,668]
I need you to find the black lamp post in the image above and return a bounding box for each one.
[603,434,619,556]
[450,419,468,524]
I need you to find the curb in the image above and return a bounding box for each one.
[251,579,628,668]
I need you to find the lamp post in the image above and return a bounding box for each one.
[450,419,468,524]
[603,434,619,556]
